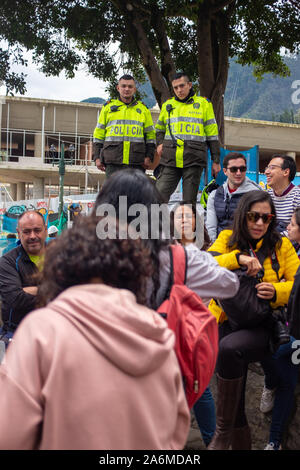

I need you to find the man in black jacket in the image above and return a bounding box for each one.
[288,266,300,343]
[0,211,47,340]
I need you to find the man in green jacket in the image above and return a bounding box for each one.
[93,75,156,179]
[155,72,221,204]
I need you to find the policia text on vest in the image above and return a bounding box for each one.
[155,93,220,204]
[93,98,156,175]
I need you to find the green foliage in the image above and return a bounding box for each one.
[0,0,82,93]
[231,0,300,79]
[0,47,27,94]
[81,97,106,104]
[0,0,299,118]
[224,55,300,122]
[81,80,156,108]
[276,109,300,124]
[135,81,156,108]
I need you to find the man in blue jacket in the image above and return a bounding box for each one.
[0,211,47,343]
[206,152,262,242]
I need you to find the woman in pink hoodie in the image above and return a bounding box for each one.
[0,216,190,450]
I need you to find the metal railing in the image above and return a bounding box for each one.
[0,128,94,166]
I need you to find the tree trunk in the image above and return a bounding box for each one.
[197,7,215,98]
[113,0,234,132]
[151,9,176,95]
[112,0,170,107]
[196,2,235,146]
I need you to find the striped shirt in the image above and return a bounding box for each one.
[267,184,300,232]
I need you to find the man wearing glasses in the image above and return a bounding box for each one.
[206,152,261,242]
[264,154,300,235]
[0,211,48,346]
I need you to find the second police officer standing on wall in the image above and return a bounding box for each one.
[92,75,156,178]
[155,72,221,205]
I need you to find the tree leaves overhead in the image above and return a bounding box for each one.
[0,0,299,141]
[0,0,81,93]
[225,55,300,121]
[0,47,27,94]
[232,0,300,79]
[1,1,299,91]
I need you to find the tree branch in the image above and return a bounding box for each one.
[210,0,236,14]
[111,0,170,106]
[197,1,236,144]
[289,0,300,11]
[197,4,214,97]
[126,1,151,17]
[151,9,176,93]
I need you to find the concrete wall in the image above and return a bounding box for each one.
[1,96,299,193]
[2,96,300,161]
[225,117,300,170]
[1,97,99,135]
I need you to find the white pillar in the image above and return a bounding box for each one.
[6,102,10,160]
[34,133,45,158]
[41,105,45,162]
[0,94,6,158]
[53,106,56,132]
[17,182,26,201]
[75,107,78,162]
[33,177,45,199]
[286,151,296,161]
[10,183,17,200]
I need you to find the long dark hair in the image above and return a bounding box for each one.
[294,207,300,229]
[92,169,171,307]
[36,215,153,307]
[171,202,211,250]
[228,190,282,253]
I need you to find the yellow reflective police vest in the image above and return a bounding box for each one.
[93,99,155,165]
[155,94,219,168]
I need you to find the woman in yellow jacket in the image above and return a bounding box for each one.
[207,190,300,450]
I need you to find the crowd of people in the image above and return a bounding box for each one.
[0,71,299,451]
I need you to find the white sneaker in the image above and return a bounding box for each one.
[260,386,276,413]
[264,442,282,450]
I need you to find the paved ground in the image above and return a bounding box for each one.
[185,414,206,450]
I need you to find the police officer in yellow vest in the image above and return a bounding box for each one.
[93,75,156,178]
[155,72,221,204]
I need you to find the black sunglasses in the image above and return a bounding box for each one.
[227,166,247,173]
[246,211,274,224]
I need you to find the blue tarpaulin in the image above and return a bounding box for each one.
[200,145,259,189]
[197,146,300,189]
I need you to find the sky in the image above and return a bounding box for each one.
[0,59,109,103]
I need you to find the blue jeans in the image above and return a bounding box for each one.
[260,337,300,446]
[193,387,216,447]
[0,327,14,349]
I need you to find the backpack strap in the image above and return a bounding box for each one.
[270,251,280,281]
[161,245,187,303]
[169,244,187,286]
[252,245,268,266]
[252,245,281,281]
